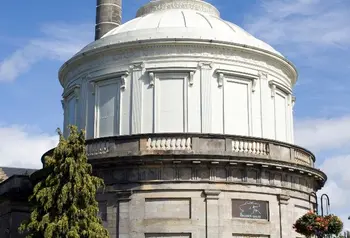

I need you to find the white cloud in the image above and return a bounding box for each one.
[318,154,350,231]
[295,116,350,152]
[0,23,92,82]
[244,0,350,49]
[0,124,58,169]
[295,116,350,231]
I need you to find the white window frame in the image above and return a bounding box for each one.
[62,85,80,136]
[94,79,121,138]
[269,80,292,142]
[216,70,257,136]
[151,72,191,133]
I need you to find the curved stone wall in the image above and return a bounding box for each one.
[83,134,325,237]
[88,134,324,238]
[96,186,314,238]
[60,43,296,144]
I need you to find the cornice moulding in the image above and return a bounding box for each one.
[59,40,297,86]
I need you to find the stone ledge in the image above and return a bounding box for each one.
[78,133,316,167]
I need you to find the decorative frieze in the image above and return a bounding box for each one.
[96,162,315,194]
[62,44,295,94]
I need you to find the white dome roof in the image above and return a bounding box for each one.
[80,0,282,57]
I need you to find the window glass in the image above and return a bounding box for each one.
[97,81,120,137]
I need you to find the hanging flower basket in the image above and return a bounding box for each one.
[293,211,343,238]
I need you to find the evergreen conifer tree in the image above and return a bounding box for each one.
[20,126,109,238]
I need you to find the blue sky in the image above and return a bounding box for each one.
[1,0,350,230]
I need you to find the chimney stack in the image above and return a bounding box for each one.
[95,0,122,40]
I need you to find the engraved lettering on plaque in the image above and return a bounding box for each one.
[232,199,269,220]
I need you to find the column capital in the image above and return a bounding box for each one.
[203,189,221,200]
[198,62,213,69]
[115,190,132,201]
[129,62,145,71]
[278,194,290,205]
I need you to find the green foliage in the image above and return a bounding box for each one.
[293,210,319,237]
[19,126,109,238]
[325,214,344,235]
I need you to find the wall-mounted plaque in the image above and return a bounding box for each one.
[232,199,269,220]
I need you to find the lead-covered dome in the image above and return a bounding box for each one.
[79,0,282,57]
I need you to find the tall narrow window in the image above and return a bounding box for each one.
[224,76,251,136]
[96,80,120,137]
[274,90,288,141]
[155,73,188,133]
[67,96,76,127]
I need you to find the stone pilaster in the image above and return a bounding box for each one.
[130,63,144,134]
[203,190,221,238]
[199,62,213,133]
[278,194,291,238]
[116,191,132,238]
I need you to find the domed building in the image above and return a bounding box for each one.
[0,0,327,237]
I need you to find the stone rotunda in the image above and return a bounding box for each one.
[58,0,326,237]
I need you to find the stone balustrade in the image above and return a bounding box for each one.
[146,137,192,150]
[232,139,269,155]
[84,134,315,167]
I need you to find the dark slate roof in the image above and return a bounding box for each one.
[1,167,37,178]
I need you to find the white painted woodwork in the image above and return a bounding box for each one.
[274,90,288,142]
[224,76,250,136]
[155,73,187,133]
[95,80,120,137]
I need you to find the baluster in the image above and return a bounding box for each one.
[243,141,248,153]
[239,141,244,152]
[256,142,260,155]
[260,143,265,155]
[161,138,166,149]
[233,140,238,152]
[186,138,191,149]
[171,138,176,149]
[156,139,161,149]
[248,142,252,153]
[251,141,256,154]
[151,139,156,149]
[176,139,181,149]
[166,139,171,149]
[181,138,186,149]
